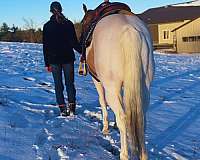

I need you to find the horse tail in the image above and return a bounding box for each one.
[122,25,148,160]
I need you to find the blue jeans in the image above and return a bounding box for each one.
[51,63,76,105]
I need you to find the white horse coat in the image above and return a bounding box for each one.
[85,13,155,160]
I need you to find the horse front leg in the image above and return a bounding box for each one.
[101,101,109,135]
[92,78,109,135]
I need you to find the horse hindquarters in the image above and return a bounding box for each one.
[122,25,148,160]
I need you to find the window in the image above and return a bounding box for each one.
[182,37,188,42]
[182,36,200,42]
[163,30,169,39]
[188,36,195,42]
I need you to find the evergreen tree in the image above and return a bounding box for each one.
[0,22,9,32]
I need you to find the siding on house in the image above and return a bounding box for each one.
[158,21,189,44]
[148,24,159,44]
[174,17,200,53]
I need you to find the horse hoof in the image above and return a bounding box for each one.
[140,152,148,160]
[120,153,128,160]
[102,129,109,135]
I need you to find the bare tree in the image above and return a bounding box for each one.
[23,18,38,42]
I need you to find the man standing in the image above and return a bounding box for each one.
[43,1,81,116]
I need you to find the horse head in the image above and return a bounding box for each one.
[81,4,95,35]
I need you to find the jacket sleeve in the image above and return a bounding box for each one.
[42,24,50,67]
[68,21,82,54]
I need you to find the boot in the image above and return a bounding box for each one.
[68,103,76,115]
[59,104,69,116]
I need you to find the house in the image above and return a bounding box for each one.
[171,17,200,53]
[137,3,200,53]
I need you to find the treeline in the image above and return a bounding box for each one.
[0,21,82,43]
[0,22,43,43]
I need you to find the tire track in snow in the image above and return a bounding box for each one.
[149,88,200,159]
[153,67,200,86]
[149,78,200,111]
[151,104,200,149]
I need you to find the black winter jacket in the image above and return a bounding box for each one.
[43,15,81,67]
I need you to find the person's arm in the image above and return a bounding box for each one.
[68,21,82,54]
[42,24,50,67]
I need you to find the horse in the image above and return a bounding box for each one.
[80,3,155,160]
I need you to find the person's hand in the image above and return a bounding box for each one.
[80,55,85,63]
[46,66,52,72]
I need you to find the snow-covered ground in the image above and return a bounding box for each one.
[0,42,199,160]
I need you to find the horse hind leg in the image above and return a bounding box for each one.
[92,78,109,135]
[104,84,128,160]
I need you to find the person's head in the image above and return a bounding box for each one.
[50,1,62,14]
[50,1,66,23]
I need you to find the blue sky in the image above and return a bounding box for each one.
[0,0,189,29]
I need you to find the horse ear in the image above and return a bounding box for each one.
[83,4,88,13]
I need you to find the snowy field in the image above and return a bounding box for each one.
[0,42,200,160]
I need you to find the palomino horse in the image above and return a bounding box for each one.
[80,3,155,160]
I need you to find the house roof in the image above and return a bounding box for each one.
[137,6,200,24]
[171,19,195,32]
[171,0,200,7]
